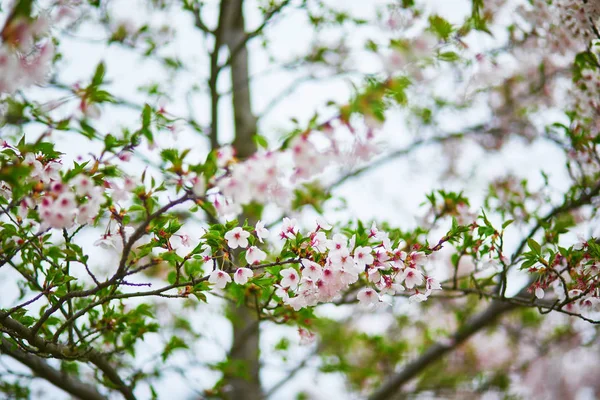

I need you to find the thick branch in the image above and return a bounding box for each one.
[219,0,291,72]
[1,310,135,399]
[368,298,518,400]
[222,0,258,158]
[0,337,107,400]
[217,1,262,399]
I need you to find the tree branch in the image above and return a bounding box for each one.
[0,312,136,399]
[0,337,107,400]
[368,298,518,400]
[218,0,292,73]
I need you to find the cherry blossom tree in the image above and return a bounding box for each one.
[1,0,600,399]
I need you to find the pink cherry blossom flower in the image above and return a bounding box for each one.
[285,295,307,311]
[110,182,130,203]
[409,292,428,303]
[209,270,231,289]
[326,233,348,253]
[118,151,132,162]
[191,175,205,197]
[76,201,101,225]
[402,267,424,289]
[310,231,328,253]
[43,161,62,183]
[279,217,298,239]
[234,267,253,285]
[357,288,380,305]
[245,246,266,265]
[274,284,290,301]
[298,328,316,345]
[425,276,442,293]
[348,234,356,252]
[354,246,374,268]
[321,267,336,283]
[72,175,94,196]
[407,251,426,267]
[367,266,383,283]
[18,198,34,219]
[216,145,235,167]
[368,222,379,238]
[338,269,359,285]
[255,220,269,243]
[123,176,136,192]
[23,154,45,182]
[200,246,213,263]
[39,192,77,229]
[224,227,250,249]
[94,234,116,249]
[301,259,323,280]
[280,267,300,289]
[580,297,599,310]
[328,248,355,271]
[315,217,332,230]
[377,275,403,295]
[51,181,67,194]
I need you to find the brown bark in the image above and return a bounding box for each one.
[216,1,261,399]
[0,337,107,400]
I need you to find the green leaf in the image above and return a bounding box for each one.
[92,62,106,87]
[203,150,218,179]
[253,134,269,149]
[428,15,453,40]
[161,336,189,361]
[438,51,460,62]
[502,220,514,229]
[142,104,152,129]
[527,238,541,255]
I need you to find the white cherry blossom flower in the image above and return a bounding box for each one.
[315,217,332,231]
[425,276,442,293]
[209,270,231,289]
[535,287,545,299]
[354,246,374,268]
[72,175,94,196]
[298,328,316,345]
[402,267,424,289]
[234,267,253,285]
[328,248,354,271]
[280,267,300,289]
[216,145,235,167]
[326,233,348,253]
[255,220,269,243]
[409,292,428,303]
[357,288,380,305]
[279,217,298,239]
[301,259,323,280]
[338,269,359,285]
[191,175,206,197]
[225,227,250,249]
[274,284,290,301]
[245,246,266,265]
[310,231,328,253]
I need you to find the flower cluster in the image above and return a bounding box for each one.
[207,218,442,310]
[2,150,106,230]
[0,14,54,94]
[528,243,600,313]
[212,119,380,217]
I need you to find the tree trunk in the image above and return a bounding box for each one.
[219,1,261,399]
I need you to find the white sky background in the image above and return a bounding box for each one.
[1,0,593,398]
